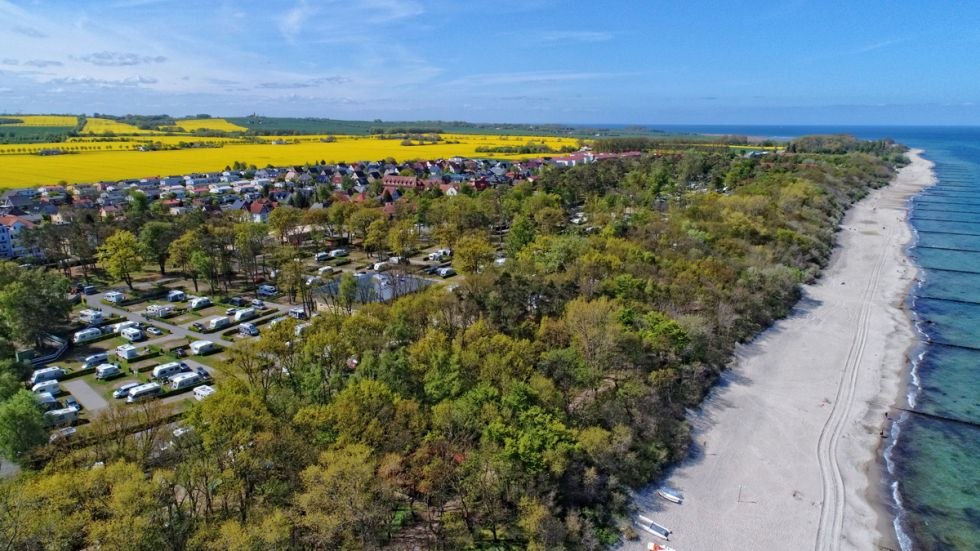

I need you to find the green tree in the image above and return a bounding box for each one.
[453,234,495,275]
[169,229,204,292]
[98,230,145,290]
[0,265,70,347]
[387,218,418,257]
[0,390,47,464]
[267,205,303,244]
[140,221,176,275]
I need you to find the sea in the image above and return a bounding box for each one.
[622,125,980,551]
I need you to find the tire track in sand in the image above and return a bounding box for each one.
[813,223,893,551]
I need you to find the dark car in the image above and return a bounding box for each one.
[228,296,246,307]
[189,322,203,331]
[174,347,187,358]
[195,367,212,382]
[64,396,81,410]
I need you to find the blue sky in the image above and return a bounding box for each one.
[1,0,978,125]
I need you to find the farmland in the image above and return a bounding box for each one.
[173,118,248,132]
[80,117,155,135]
[1,115,78,126]
[0,134,583,187]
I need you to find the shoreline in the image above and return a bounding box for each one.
[622,150,936,551]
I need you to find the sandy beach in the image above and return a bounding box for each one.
[624,150,936,551]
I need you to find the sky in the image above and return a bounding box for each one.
[0,0,978,125]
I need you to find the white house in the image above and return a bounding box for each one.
[0,215,38,258]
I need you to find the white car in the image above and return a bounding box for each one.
[437,267,456,278]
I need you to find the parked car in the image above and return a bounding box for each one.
[64,396,81,410]
[174,347,187,358]
[437,267,456,278]
[195,367,212,382]
[225,307,238,316]
[328,248,349,258]
[49,426,77,443]
[146,326,163,336]
[228,296,247,307]
[189,322,204,331]
[250,298,265,308]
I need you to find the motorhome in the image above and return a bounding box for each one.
[329,248,349,257]
[44,406,79,426]
[82,352,109,368]
[116,344,140,360]
[169,372,202,390]
[167,289,186,302]
[317,265,334,275]
[104,291,124,303]
[314,251,330,262]
[233,308,256,323]
[95,363,122,380]
[35,391,59,410]
[188,297,211,310]
[288,307,307,320]
[189,340,216,355]
[257,284,277,296]
[147,304,174,317]
[111,320,138,334]
[121,326,144,342]
[79,308,104,325]
[73,327,103,344]
[208,316,230,330]
[29,366,66,386]
[126,382,162,403]
[239,322,259,336]
[31,380,60,395]
[194,385,216,401]
[152,362,184,380]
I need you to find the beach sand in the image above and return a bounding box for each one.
[623,150,935,551]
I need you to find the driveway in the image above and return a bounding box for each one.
[63,379,109,413]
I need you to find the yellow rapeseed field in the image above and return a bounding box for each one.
[0,135,583,188]
[81,117,155,135]
[174,118,248,132]
[0,115,77,126]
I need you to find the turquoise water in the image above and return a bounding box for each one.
[659,126,980,550]
[898,131,980,551]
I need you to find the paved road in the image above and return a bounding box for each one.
[63,378,109,412]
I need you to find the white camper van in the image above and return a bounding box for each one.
[73,327,102,344]
[29,366,66,386]
[126,382,162,403]
[82,352,109,368]
[44,406,79,426]
[233,308,256,323]
[121,326,144,342]
[169,372,202,390]
[152,362,184,381]
[95,363,122,380]
[208,316,230,330]
[31,380,60,395]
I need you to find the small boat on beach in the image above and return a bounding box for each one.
[647,543,677,551]
[635,515,671,540]
[656,487,683,504]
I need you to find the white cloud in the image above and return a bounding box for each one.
[78,51,168,66]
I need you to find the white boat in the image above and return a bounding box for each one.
[657,487,684,504]
[635,516,671,540]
